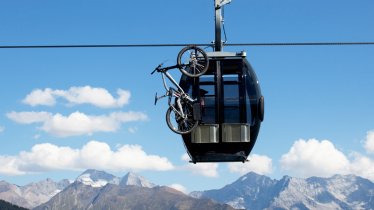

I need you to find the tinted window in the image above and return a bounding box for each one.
[223,74,240,123]
[199,75,216,123]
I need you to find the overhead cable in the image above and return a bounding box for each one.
[0,42,374,49]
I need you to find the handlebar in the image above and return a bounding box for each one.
[151,63,163,75]
[151,63,185,75]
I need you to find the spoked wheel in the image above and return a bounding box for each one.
[166,103,198,134]
[177,45,209,77]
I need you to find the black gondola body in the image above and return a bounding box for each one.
[180,51,264,163]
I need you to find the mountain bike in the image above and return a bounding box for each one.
[151,45,209,134]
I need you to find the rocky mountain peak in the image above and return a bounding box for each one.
[120,172,156,188]
[76,169,120,187]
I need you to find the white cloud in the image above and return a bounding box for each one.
[228,154,273,175]
[181,154,219,177]
[280,139,350,178]
[22,86,131,108]
[18,143,80,172]
[7,111,148,137]
[6,111,52,124]
[0,126,4,133]
[169,184,188,194]
[0,156,25,175]
[364,130,374,153]
[106,143,174,171]
[0,140,174,176]
[349,152,374,181]
[273,136,374,181]
[23,88,56,106]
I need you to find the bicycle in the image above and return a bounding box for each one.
[151,45,209,134]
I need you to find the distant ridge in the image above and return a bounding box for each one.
[0,178,70,209]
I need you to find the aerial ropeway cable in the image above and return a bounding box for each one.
[0,42,374,49]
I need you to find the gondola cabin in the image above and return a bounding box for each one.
[180,51,264,163]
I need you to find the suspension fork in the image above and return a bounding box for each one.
[176,98,185,118]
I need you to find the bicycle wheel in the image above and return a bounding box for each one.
[177,45,209,77]
[166,103,198,134]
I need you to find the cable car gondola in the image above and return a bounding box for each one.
[152,0,264,163]
[180,0,264,163]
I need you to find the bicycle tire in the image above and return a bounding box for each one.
[166,104,198,135]
[177,45,209,77]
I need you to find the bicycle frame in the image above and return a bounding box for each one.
[154,65,196,121]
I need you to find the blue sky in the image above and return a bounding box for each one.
[0,0,374,193]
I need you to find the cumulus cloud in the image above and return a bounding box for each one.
[349,152,374,180]
[0,140,174,176]
[228,154,273,175]
[169,184,188,194]
[181,154,219,177]
[18,143,80,172]
[364,130,374,153]
[7,111,52,124]
[22,88,56,106]
[280,139,350,178]
[6,111,148,137]
[0,156,24,175]
[22,86,131,108]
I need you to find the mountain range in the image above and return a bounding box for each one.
[34,169,233,210]
[0,178,70,209]
[191,172,374,210]
[1,169,373,210]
